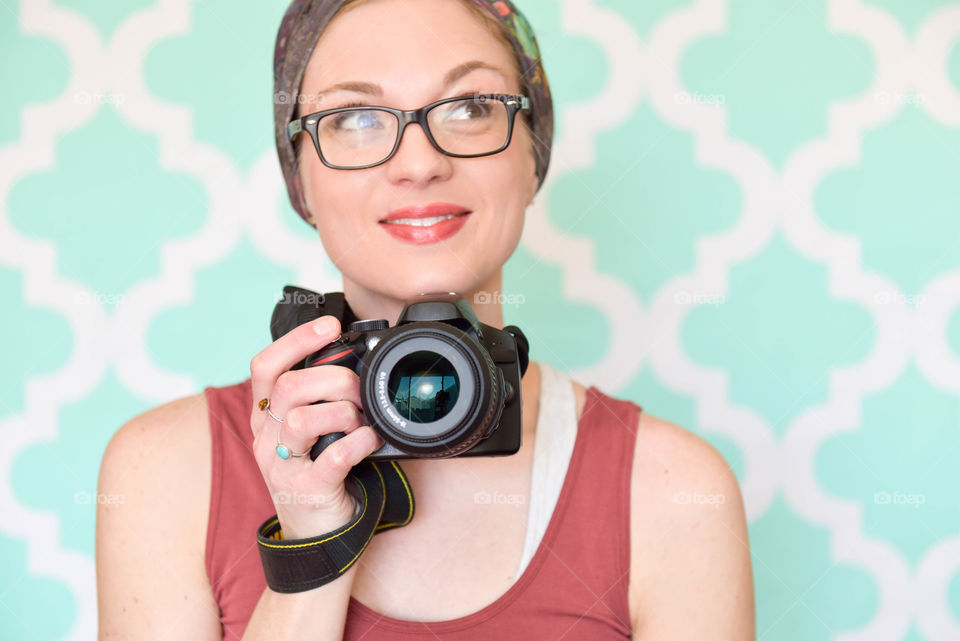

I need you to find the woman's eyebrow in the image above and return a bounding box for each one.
[316,60,508,98]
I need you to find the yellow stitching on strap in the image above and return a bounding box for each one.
[390,460,415,525]
[336,465,387,573]
[372,460,414,531]
[258,476,371,549]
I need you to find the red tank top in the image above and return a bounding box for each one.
[204,377,642,640]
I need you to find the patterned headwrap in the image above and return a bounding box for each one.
[273,0,554,226]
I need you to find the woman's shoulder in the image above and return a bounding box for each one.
[624,407,751,633]
[99,389,213,532]
[103,390,212,473]
[629,409,741,512]
[569,377,725,476]
[606,389,741,529]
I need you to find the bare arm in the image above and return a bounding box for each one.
[96,393,222,640]
[628,413,756,640]
[239,571,360,639]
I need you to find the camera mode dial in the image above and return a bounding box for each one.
[349,319,389,332]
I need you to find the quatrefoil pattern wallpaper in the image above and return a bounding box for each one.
[2,1,960,639]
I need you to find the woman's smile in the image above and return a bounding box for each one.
[379,202,472,244]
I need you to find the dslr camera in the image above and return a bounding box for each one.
[270,287,528,462]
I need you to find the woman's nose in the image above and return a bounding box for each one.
[383,122,453,186]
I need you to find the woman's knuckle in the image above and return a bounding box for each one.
[274,370,298,397]
[327,441,349,470]
[285,407,302,432]
[249,352,269,379]
[337,401,357,425]
[337,367,359,393]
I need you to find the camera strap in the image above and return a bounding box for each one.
[256,458,414,593]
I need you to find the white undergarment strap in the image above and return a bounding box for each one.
[514,361,578,577]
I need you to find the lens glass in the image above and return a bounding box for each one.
[427,96,510,156]
[388,350,460,423]
[317,108,399,167]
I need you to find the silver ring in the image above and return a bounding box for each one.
[266,406,285,424]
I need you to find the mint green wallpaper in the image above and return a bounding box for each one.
[2,1,959,639]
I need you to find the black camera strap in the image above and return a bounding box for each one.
[256,458,414,593]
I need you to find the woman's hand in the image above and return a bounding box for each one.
[249,315,385,539]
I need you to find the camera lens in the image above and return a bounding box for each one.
[360,323,503,457]
[387,351,460,422]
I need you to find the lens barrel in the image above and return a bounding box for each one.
[359,322,503,457]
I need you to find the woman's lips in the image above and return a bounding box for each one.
[379,211,471,245]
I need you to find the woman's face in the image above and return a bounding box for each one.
[296,0,538,302]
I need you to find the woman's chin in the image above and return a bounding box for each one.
[378,272,483,301]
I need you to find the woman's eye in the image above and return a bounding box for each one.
[334,110,385,131]
[449,101,491,120]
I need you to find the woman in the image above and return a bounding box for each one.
[96,0,755,639]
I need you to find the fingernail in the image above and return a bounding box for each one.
[313,316,338,335]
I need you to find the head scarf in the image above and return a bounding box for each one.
[273,0,554,226]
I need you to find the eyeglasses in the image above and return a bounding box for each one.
[287,93,530,170]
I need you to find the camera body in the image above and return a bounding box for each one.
[271,288,526,462]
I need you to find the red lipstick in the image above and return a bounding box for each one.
[379,202,472,245]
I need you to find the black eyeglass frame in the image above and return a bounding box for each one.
[287,93,531,170]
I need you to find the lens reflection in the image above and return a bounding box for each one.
[388,351,460,422]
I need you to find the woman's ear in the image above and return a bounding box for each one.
[528,169,540,206]
[295,157,318,221]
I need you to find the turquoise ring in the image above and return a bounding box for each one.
[275,424,309,459]
[261,398,308,459]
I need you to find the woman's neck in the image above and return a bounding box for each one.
[341,271,507,330]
